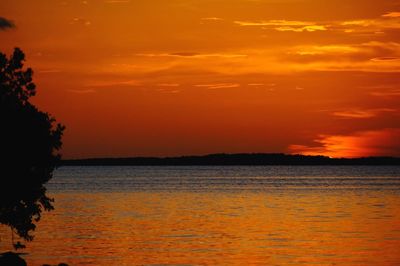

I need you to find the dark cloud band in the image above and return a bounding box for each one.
[0,17,15,30]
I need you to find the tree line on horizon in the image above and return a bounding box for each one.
[62,153,400,166]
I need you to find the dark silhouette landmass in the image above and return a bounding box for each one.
[62,153,400,166]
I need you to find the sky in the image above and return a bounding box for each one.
[0,0,399,159]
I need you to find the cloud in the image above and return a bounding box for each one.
[340,15,400,33]
[157,83,180,87]
[332,108,396,119]
[106,42,399,77]
[370,57,400,62]
[382,12,400,18]
[201,17,223,21]
[235,13,400,34]
[70,17,91,26]
[195,83,240,89]
[235,20,313,27]
[275,25,327,32]
[289,128,400,158]
[136,52,247,58]
[169,52,201,57]
[234,20,327,32]
[0,17,15,31]
[85,79,140,87]
[341,20,375,27]
[289,45,358,56]
[283,41,400,72]
[292,42,400,57]
[247,83,264,86]
[370,89,400,97]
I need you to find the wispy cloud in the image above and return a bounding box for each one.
[340,14,400,33]
[136,52,247,58]
[234,20,327,32]
[201,17,223,21]
[370,56,400,62]
[332,108,396,119]
[235,13,400,34]
[195,83,240,89]
[85,79,140,87]
[370,89,400,97]
[275,25,326,32]
[289,128,400,158]
[235,20,314,26]
[283,41,400,72]
[382,12,400,18]
[0,17,15,31]
[157,83,180,87]
[289,45,358,56]
[70,17,91,26]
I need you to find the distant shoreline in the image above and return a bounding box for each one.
[62,153,400,166]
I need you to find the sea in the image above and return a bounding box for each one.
[1,165,400,265]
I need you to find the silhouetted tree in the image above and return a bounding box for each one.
[0,48,65,246]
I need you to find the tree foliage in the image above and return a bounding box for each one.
[0,48,65,243]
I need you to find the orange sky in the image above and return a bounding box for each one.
[1,0,399,159]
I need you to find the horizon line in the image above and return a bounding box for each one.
[62,152,400,161]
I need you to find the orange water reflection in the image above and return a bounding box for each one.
[1,191,400,265]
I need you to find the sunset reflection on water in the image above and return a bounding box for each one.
[9,191,400,265]
[1,166,400,265]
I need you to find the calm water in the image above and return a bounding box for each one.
[1,166,400,265]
